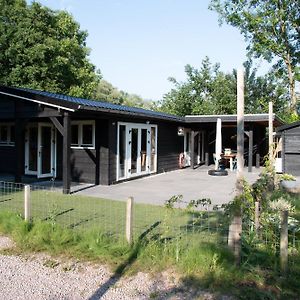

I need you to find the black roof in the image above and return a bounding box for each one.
[276,121,300,132]
[0,86,184,122]
[185,114,284,126]
[0,86,285,126]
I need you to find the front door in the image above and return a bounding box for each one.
[127,125,151,178]
[25,124,56,178]
[117,123,157,181]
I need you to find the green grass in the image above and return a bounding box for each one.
[0,187,300,299]
[0,187,227,242]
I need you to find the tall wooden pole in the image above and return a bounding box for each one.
[63,112,71,194]
[268,102,274,167]
[237,69,244,193]
[229,68,244,265]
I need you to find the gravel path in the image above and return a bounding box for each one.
[0,236,224,300]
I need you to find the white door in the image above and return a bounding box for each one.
[127,125,151,178]
[38,124,56,178]
[25,124,56,178]
[25,125,38,175]
[117,123,157,180]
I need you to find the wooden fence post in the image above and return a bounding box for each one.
[126,197,134,244]
[228,216,242,264]
[24,185,31,222]
[280,210,288,274]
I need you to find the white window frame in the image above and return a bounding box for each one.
[71,120,95,149]
[0,123,15,146]
[116,122,158,181]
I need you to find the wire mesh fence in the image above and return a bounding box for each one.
[0,181,230,245]
[0,180,299,267]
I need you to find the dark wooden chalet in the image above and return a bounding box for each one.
[276,121,300,176]
[0,86,283,193]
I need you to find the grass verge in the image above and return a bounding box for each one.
[0,208,300,299]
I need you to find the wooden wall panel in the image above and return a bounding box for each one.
[0,147,16,173]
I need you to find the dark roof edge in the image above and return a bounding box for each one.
[0,86,79,111]
[0,86,184,122]
[276,121,300,132]
[79,104,185,122]
[185,113,284,125]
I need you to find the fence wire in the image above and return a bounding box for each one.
[0,181,299,265]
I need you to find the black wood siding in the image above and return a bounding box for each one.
[0,147,16,173]
[157,122,183,173]
[55,118,109,184]
[282,126,300,176]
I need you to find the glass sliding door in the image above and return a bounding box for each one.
[140,128,147,172]
[150,127,156,172]
[117,123,157,181]
[25,123,56,178]
[130,128,138,175]
[25,126,38,175]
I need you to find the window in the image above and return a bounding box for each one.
[71,121,95,149]
[71,125,79,146]
[0,124,15,146]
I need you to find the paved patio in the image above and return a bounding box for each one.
[0,167,267,206]
[76,166,262,206]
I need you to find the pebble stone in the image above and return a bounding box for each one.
[0,236,226,300]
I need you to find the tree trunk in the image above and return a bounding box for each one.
[285,58,297,115]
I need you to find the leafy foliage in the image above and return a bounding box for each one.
[0,0,100,98]
[159,57,290,118]
[209,0,300,114]
[94,79,155,109]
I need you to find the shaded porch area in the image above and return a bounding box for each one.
[184,114,283,170]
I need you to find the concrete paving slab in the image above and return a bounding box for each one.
[77,166,262,206]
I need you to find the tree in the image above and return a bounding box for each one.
[242,61,290,117]
[95,79,154,109]
[159,57,237,116]
[159,57,290,118]
[0,0,100,98]
[209,0,300,114]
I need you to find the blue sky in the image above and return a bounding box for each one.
[30,0,268,100]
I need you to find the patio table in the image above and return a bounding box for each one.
[221,153,236,171]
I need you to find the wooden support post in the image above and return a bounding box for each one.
[248,130,253,173]
[126,197,134,244]
[269,102,274,166]
[205,152,209,166]
[228,68,244,265]
[190,130,195,169]
[237,69,245,185]
[24,185,31,221]
[256,153,260,168]
[280,210,288,274]
[63,112,71,194]
[255,201,260,233]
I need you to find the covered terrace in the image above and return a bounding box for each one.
[184,113,284,171]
